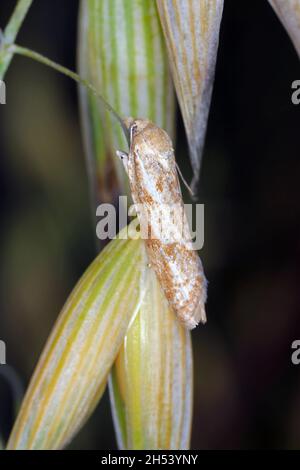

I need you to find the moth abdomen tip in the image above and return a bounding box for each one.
[183,304,207,330]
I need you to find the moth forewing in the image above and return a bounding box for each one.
[118,119,207,329]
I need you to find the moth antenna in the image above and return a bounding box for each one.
[176,163,195,198]
[8,44,131,145]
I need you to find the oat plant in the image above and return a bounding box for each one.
[1,0,299,451]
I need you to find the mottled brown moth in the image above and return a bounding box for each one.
[117,119,207,329]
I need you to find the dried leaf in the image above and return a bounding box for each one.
[156,0,224,188]
[268,0,300,57]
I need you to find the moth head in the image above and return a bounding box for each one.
[129,119,152,137]
[129,119,174,159]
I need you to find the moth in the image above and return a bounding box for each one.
[117,119,207,329]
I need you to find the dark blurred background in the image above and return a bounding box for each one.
[0,0,299,450]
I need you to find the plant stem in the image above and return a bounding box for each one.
[0,0,33,79]
[8,44,129,142]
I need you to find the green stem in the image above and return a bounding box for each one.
[4,0,34,44]
[0,0,33,79]
[9,44,129,142]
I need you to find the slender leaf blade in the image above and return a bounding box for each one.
[0,0,34,79]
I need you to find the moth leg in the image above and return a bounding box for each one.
[176,162,195,198]
[116,150,129,175]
